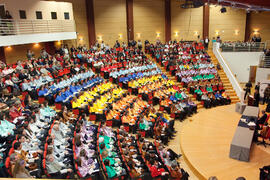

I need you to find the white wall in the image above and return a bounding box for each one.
[0,32,77,47]
[0,0,74,20]
[221,52,263,83]
[256,68,270,97]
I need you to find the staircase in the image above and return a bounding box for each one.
[208,50,240,103]
[148,55,204,109]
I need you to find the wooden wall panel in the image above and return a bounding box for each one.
[171,0,203,41]
[51,0,89,47]
[249,11,270,42]
[133,0,165,43]
[0,47,6,63]
[94,0,127,47]
[209,6,246,41]
[4,43,45,64]
[126,0,134,41]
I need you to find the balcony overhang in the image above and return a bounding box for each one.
[0,32,77,47]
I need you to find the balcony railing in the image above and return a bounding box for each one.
[220,42,267,52]
[213,42,245,102]
[0,19,76,36]
[259,54,270,68]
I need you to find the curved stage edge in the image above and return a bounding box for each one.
[180,104,270,180]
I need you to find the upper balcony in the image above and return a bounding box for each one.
[0,0,77,47]
[0,19,77,46]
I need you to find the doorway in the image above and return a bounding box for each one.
[0,5,5,18]
[249,65,257,82]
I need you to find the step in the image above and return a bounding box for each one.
[197,105,203,109]
[230,96,240,100]
[232,100,240,103]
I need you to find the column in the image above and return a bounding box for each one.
[165,0,171,42]
[126,0,134,41]
[86,0,96,46]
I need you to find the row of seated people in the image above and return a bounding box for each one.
[36,69,94,101]
[154,112,177,146]
[155,140,189,180]
[106,94,149,133]
[128,74,171,96]
[110,62,161,84]
[0,53,85,95]
[158,89,197,120]
[137,105,159,138]
[2,73,53,96]
[98,123,127,179]
[190,83,231,108]
[137,134,170,179]
[39,71,97,106]
[44,106,78,179]
[1,48,87,76]
[90,46,148,75]
[117,128,148,179]
[2,99,57,178]
[72,82,125,120]
[73,114,100,178]
[54,76,104,109]
[176,67,218,87]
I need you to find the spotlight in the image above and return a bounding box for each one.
[220,7,227,13]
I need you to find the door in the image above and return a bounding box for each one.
[0,5,5,18]
[249,66,257,82]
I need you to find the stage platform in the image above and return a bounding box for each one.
[180,104,270,180]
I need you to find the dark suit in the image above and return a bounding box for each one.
[254,92,260,107]
[257,114,267,125]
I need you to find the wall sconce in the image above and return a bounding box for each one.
[6,46,12,51]
[234,30,239,35]
[194,31,198,36]
[78,36,83,41]
[56,40,61,46]
[253,29,260,34]
[174,31,179,37]
[34,43,40,47]
[97,35,102,41]
[137,33,141,38]
[215,31,219,35]
[156,32,160,38]
[119,34,123,39]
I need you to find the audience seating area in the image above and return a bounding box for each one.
[0,40,233,179]
[147,41,232,109]
[0,43,196,179]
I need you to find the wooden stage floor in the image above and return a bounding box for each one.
[180,104,270,180]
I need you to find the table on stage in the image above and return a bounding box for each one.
[229,106,259,162]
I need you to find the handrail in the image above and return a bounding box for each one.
[0,19,76,36]
[220,42,267,52]
[259,54,270,68]
[213,42,245,102]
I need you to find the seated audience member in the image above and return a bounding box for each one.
[9,101,25,124]
[170,164,182,179]
[24,94,39,111]
[12,159,32,178]
[46,155,73,178]
[201,93,211,108]
[104,159,116,178]
[257,110,268,126]
[127,161,141,178]
[149,159,168,178]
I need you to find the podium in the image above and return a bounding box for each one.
[235,102,246,114]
